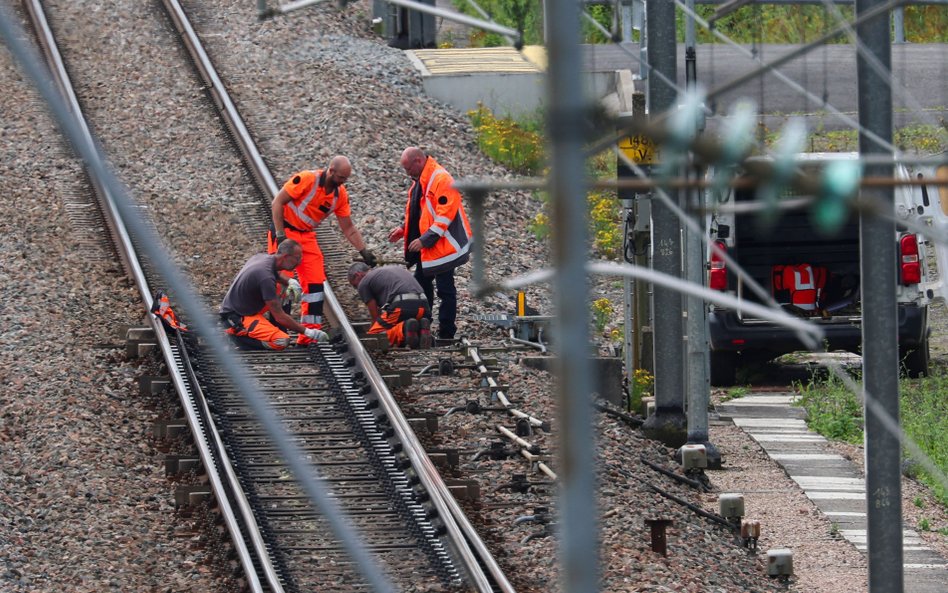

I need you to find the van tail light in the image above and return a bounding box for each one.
[900,234,921,285]
[709,240,727,290]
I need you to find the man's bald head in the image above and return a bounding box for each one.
[329,155,351,176]
[400,147,426,179]
[326,155,351,189]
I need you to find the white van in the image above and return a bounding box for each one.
[706,153,946,386]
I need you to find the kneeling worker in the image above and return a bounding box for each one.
[348,262,431,349]
[220,240,329,350]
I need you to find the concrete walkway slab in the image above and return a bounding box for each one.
[716,393,948,592]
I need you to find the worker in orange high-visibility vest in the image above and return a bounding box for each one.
[388,147,472,341]
[220,240,329,350]
[269,155,377,344]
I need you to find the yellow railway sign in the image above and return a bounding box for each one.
[618,133,658,165]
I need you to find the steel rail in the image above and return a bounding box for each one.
[160,0,512,591]
[19,1,270,591]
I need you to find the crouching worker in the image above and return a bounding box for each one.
[220,240,329,350]
[348,262,432,349]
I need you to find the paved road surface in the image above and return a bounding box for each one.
[584,42,948,132]
[428,1,947,133]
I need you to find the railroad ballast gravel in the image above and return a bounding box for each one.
[1,1,945,592]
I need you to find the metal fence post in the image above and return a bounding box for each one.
[857,0,903,591]
[546,0,598,590]
[641,0,687,448]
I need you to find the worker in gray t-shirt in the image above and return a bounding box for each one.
[220,240,328,350]
[347,263,431,349]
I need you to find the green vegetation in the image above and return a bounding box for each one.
[448,2,948,47]
[795,372,865,444]
[467,104,545,175]
[720,386,750,402]
[795,371,948,506]
[629,368,654,413]
[690,5,948,44]
[763,123,948,155]
[592,297,613,333]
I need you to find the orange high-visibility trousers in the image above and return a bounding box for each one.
[224,309,292,350]
[368,305,428,346]
[268,227,325,343]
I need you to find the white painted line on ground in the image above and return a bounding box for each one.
[771,453,845,460]
[725,395,798,404]
[733,418,807,428]
[794,476,865,486]
[806,491,866,500]
[840,531,925,544]
[753,434,828,442]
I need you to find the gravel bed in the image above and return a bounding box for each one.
[0,24,223,593]
[1,0,945,592]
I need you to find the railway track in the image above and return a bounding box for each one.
[20,0,513,590]
[8,0,889,591]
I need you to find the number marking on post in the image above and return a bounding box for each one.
[619,134,658,165]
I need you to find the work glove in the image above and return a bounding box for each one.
[285,278,302,303]
[388,226,404,243]
[359,248,378,267]
[304,327,329,343]
[275,232,287,246]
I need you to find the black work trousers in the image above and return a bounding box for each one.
[413,265,457,339]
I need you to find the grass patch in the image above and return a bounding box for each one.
[795,370,948,506]
[450,3,948,46]
[762,123,948,155]
[795,372,864,444]
[901,375,948,505]
[467,104,545,175]
[720,386,750,402]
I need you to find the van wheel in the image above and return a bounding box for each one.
[901,339,929,378]
[710,351,738,387]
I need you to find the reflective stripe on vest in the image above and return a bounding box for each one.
[287,170,339,230]
[425,170,453,232]
[420,167,469,268]
[788,265,818,310]
[421,239,471,270]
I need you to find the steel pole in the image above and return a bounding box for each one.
[546,0,598,591]
[642,0,687,447]
[684,163,720,465]
[856,0,903,591]
[892,7,905,44]
[685,0,696,47]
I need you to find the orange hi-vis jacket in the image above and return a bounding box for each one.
[281,169,350,232]
[404,157,472,276]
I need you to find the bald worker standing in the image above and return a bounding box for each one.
[269,155,377,344]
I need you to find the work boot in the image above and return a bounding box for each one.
[404,318,420,349]
[418,318,432,349]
